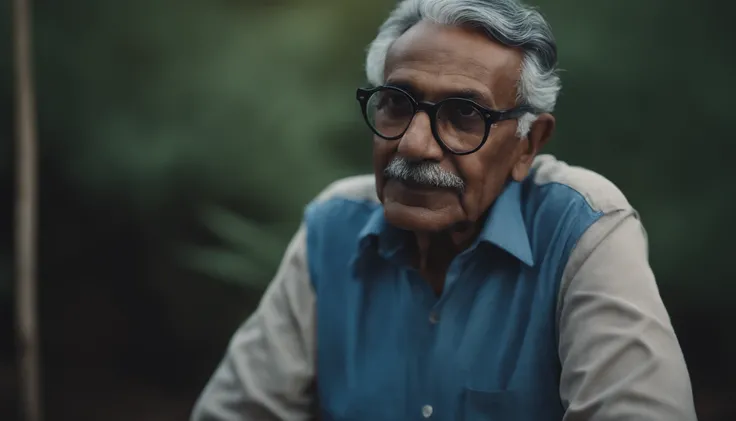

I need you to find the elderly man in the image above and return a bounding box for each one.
[192,0,697,420]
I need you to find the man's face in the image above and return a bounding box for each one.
[373,21,549,233]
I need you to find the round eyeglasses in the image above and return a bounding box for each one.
[356,85,534,155]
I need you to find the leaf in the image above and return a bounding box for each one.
[179,205,290,288]
[179,246,271,290]
[199,206,287,269]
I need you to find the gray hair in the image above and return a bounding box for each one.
[365,0,560,138]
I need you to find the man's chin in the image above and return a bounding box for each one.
[382,200,456,233]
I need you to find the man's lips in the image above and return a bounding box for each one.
[397,178,437,190]
[390,178,458,192]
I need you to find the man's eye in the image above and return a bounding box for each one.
[382,93,406,107]
[455,104,478,117]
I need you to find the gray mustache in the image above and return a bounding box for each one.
[384,158,465,191]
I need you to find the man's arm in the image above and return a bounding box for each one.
[558,211,697,420]
[191,226,317,421]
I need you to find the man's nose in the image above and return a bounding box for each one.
[396,112,444,161]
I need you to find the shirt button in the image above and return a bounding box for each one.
[421,404,433,418]
[429,312,440,324]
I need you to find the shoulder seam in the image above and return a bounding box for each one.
[531,155,633,214]
[535,181,630,215]
[555,209,637,340]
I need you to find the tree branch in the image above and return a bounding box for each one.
[14,0,42,419]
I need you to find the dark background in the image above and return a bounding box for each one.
[1,0,734,419]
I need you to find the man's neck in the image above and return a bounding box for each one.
[412,220,484,294]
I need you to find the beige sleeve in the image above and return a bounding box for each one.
[191,226,317,421]
[558,211,697,421]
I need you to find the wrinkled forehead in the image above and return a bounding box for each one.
[384,21,522,109]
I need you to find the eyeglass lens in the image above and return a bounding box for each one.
[365,88,487,153]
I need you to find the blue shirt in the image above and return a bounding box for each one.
[305,174,601,421]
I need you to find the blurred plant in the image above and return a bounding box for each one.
[22,0,395,295]
[33,0,385,220]
[180,206,288,289]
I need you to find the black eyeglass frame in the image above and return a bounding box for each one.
[356,85,535,155]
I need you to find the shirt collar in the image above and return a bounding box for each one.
[356,180,534,267]
[474,180,534,266]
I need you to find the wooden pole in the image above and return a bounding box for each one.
[13,0,42,418]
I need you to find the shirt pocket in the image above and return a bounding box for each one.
[462,387,559,421]
[461,388,518,421]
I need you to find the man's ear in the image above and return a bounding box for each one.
[511,113,555,181]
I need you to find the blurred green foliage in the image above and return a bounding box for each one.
[180,206,287,288]
[21,0,731,299]
[35,1,364,215]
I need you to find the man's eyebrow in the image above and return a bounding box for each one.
[384,80,418,95]
[447,88,487,102]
